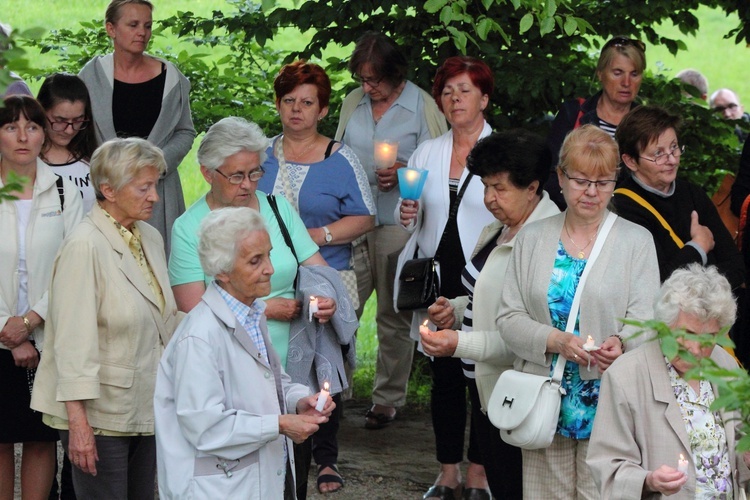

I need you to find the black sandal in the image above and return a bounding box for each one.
[317,464,344,494]
[364,407,396,429]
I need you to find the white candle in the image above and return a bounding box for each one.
[373,140,398,170]
[419,319,430,336]
[678,453,689,475]
[309,296,319,322]
[583,335,596,350]
[315,381,330,412]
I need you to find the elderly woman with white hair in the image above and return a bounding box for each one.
[169,116,335,367]
[156,206,334,499]
[588,264,750,499]
[30,137,182,498]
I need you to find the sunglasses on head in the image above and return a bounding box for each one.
[603,36,646,53]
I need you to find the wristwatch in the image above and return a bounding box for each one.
[322,226,333,245]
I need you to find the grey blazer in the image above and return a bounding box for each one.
[587,341,750,499]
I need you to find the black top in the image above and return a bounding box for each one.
[435,178,466,299]
[613,176,744,289]
[113,63,166,139]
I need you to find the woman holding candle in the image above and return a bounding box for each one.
[0,95,83,500]
[497,125,660,498]
[587,264,750,499]
[335,32,448,431]
[395,56,496,499]
[420,129,560,498]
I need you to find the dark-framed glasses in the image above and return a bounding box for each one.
[561,169,617,192]
[214,166,265,185]
[603,36,646,53]
[48,118,89,132]
[639,145,685,166]
[352,74,383,88]
[713,103,739,114]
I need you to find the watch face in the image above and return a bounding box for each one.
[325,233,333,242]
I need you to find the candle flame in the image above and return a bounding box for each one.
[422,320,428,327]
[405,169,419,182]
[587,335,594,342]
[309,296,316,302]
[680,453,685,460]
[324,381,329,391]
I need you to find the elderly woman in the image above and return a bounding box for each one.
[155,207,334,499]
[259,59,374,494]
[613,106,744,289]
[79,0,196,253]
[497,125,660,498]
[421,129,560,499]
[546,36,646,208]
[395,55,497,499]
[30,138,181,498]
[588,264,750,499]
[335,32,448,431]
[0,96,83,499]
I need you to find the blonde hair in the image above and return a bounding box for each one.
[558,125,619,178]
[90,138,166,199]
[105,0,153,24]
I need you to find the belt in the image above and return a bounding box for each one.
[194,452,259,477]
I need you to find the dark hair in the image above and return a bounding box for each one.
[467,129,550,195]
[615,105,681,160]
[273,60,331,109]
[37,73,98,161]
[0,95,46,128]
[347,32,408,88]
[432,56,494,112]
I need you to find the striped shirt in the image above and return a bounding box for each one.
[214,282,268,363]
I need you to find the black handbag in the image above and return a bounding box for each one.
[396,173,473,311]
[396,257,440,310]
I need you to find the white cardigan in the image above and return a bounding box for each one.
[393,123,496,337]
[0,158,83,351]
[450,193,560,410]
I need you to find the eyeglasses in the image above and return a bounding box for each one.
[352,74,383,88]
[561,169,617,192]
[602,36,646,53]
[639,145,685,166]
[214,166,265,185]
[47,118,89,132]
[713,103,739,114]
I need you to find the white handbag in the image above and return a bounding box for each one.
[488,212,617,450]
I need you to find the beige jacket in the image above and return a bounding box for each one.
[31,204,182,433]
[587,341,750,499]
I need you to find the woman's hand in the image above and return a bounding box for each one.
[66,401,99,476]
[546,330,595,367]
[689,210,715,254]
[592,335,624,373]
[264,298,302,322]
[399,199,419,227]
[314,296,337,324]
[644,465,687,495]
[420,328,458,358]
[376,161,404,192]
[11,341,39,369]
[0,316,29,349]
[427,297,456,330]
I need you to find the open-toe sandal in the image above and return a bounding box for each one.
[317,464,344,494]
[364,407,396,429]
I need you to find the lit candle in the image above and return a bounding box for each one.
[583,335,597,351]
[397,167,429,200]
[373,140,398,170]
[419,319,430,336]
[678,453,689,475]
[309,296,319,322]
[315,381,330,412]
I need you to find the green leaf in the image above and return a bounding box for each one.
[563,16,577,36]
[546,0,557,17]
[424,0,449,14]
[481,0,494,10]
[476,18,492,40]
[660,336,679,360]
[519,13,534,34]
[440,5,453,26]
[540,16,555,36]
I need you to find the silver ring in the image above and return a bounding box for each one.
[574,354,579,360]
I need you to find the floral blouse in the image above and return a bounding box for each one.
[548,241,599,440]
[667,359,733,499]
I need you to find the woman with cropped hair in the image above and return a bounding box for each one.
[31,137,181,499]
[588,264,750,499]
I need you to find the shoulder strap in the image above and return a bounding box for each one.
[324,140,337,159]
[56,175,65,212]
[267,195,299,264]
[614,188,684,249]
[435,172,474,260]
[573,97,586,129]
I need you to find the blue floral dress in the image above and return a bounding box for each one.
[548,241,600,439]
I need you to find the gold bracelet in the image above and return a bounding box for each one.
[22,316,32,334]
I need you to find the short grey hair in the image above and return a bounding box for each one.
[675,69,708,97]
[197,117,270,171]
[198,207,268,276]
[654,264,737,329]
[710,88,741,108]
[90,138,166,200]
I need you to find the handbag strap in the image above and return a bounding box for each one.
[613,188,684,248]
[551,211,618,382]
[432,172,474,260]
[267,195,299,264]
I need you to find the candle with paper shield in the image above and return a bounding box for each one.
[308,296,319,322]
[373,140,398,170]
[315,381,330,412]
[397,167,429,200]
[677,454,689,475]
